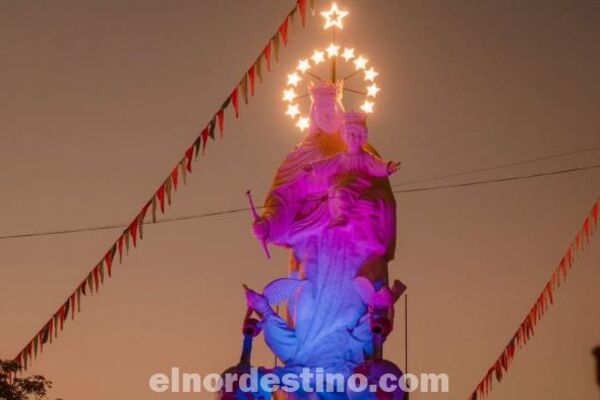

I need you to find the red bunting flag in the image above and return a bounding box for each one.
[156,184,166,213]
[185,146,194,172]
[129,218,139,248]
[248,65,256,97]
[217,108,225,136]
[105,249,113,277]
[201,126,209,154]
[139,203,149,240]
[171,166,179,191]
[264,41,272,72]
[297,0,306,27]
[231,87,239,118]
[279,17,289,46]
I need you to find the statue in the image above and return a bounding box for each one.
[243,80,402,397]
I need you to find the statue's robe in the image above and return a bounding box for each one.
[259,130,397,389]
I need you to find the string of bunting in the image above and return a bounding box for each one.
[12,0,315,373]
[467,198,599,400]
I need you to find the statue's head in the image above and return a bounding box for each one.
[341,111,368,152]
[308,81,344,134]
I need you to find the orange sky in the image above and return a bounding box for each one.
[1,1,599,399]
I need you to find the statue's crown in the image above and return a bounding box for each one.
[342,110,367,127]
[309,81,343,102]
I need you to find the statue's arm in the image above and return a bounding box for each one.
[366,154,399,177]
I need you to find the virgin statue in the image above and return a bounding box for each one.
[246,80,399,396]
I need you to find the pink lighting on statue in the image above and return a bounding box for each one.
[242,80,403,399]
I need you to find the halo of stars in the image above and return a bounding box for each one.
[282,45,380,131]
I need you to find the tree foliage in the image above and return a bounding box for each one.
[0,360,56,400]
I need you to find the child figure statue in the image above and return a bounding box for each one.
[304,111,401,228]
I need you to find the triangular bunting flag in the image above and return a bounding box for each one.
[298,0,307,27]
[201,126,209,154]
[157,184,166,213]
[208,116,216,140]
[171,166,179,191]
[217,108,225,137]
[255,56,263,83]
[185,146,194,172]
[272,34,280,63]
[279,17,289,46]
[231,87,240,118]
[263,41,272,72]
[129,218,139,248]
[240,75,249,105]
[248,65,256,97]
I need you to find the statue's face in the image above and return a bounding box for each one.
[312,97,342,134]
[342,124,367,151]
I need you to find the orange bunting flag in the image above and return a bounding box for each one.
[255,56,263,83]
[297,0,306,27]
[279,17,289,46]
[263,41,272,72]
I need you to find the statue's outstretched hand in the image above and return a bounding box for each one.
[387,161,401,175]
[252,218,270,243]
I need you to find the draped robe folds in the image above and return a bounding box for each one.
[259,130,397,389]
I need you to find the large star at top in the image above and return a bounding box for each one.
[320,3,349,30]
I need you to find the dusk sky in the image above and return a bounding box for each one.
[1,1,599,399]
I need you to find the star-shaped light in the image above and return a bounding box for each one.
[341,47,355,61]
[311,50,325,65]
[320,2,349,30]
[366,83,380,97]
[296,116,310,130]
[287,72,302,87]
[286,104,300,118]
[364,67,379,82]
[326,44,340,58]
[361,100,374,113]
[282,88,297,102]
[353,56,368,70]
[297,59,311,73]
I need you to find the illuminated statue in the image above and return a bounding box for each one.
[246,80,400,396]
